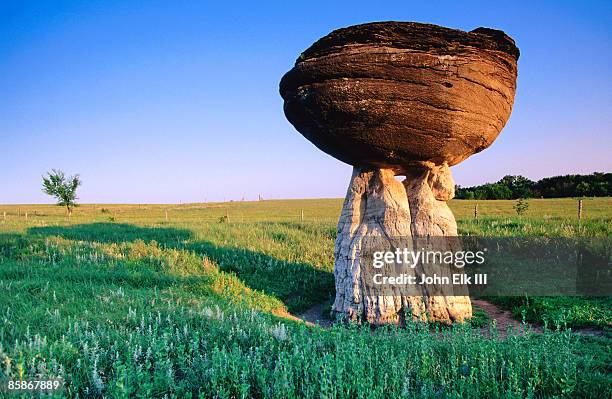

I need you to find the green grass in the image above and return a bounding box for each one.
[0,198,610,397]
[1,196,610,225]
[488,296,612,330]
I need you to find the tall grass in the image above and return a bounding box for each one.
[0,199,610,397]
[5,302,607,398]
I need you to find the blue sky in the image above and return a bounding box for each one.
[1,0,610,203]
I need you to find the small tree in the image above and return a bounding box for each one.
[513,198,529,216]
[42,169,81,216]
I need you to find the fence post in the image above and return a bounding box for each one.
[226,209,230,223]
[25,212,28,220]
[2,211,5,221]
[165,209,168,221]
[473,203,478,219]
[578,199,583,220]
[301,209,304,222]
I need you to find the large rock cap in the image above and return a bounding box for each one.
[280,22,519,172]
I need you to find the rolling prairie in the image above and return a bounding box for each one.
[0,198,610,397]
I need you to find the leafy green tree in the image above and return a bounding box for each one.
[535,172,611,197]
[455,173,610,199]
[576,181,590,197]
[513,198,529,216]
[482,183,513,199]
[592,182,609,196]
[42,169,82,216]
[499,175,535,198]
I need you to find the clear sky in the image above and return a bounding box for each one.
[1,0,610,204]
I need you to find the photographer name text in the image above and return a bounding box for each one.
[372,273,487,286]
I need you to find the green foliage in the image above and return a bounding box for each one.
[488,296,612,330]
[460,182,514,200]
[467,305,490,327]
[537,172,611,198]
[457,175,534,200]
[0,234,608,397]
[500,175,536,198]
[42,169,82,215]
[513,198,529,216]
[456,172,611,199]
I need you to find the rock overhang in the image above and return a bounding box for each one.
[280,21,519,173]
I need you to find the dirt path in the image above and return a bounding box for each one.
[471,299,542,338]
[278,301,333,328]
[298,302,334,328]
[293,299,541,335]
[291,299,605,338]
[472,299,606,338]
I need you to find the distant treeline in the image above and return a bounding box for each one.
[455,173,612,200]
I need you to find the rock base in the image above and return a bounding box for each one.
[332,166,472,325]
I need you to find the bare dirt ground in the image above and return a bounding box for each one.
[293,298,532,335]
[295,299,531,334]
[298,302,334,328]
[471,298,542,338]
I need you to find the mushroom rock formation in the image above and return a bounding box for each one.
[279,22,519,325]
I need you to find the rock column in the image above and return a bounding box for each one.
[332,165,472,325]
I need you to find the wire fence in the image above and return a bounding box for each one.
[0,198,609,226]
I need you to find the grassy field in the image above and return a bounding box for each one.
[0,198,610,397]
[1,196,611,224]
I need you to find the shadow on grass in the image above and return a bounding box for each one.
[183,240,334,312]
[28,223,193,244]
[18,222,333,312]
[0,258,203,291]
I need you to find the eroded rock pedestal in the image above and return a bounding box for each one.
[332,165,472,325]
[279,21,519,325]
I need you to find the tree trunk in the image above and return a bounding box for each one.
[332,166,472,325]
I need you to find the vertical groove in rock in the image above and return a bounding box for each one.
[403,164,472,323]
[332,164,472,325]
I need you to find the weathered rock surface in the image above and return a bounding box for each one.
[404,164,457,236]
[281,21,518,325]
[403,166,472,322]
[332,166,472,325]
[280,22,519,171]
[333,168,413,324]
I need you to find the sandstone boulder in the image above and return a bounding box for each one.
[279,22,519,172]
